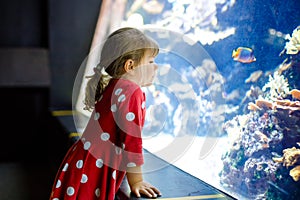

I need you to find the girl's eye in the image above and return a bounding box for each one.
[149,61,154,64]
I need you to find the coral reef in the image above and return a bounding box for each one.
[220,27,300,199]
[220,107,286,198]
[279,26,300,90]
[220,91,300,199]
[281,26,300,55]
[273,146,300,181]
[291,89,300,100]
[290,165,300,182]
[261,71,290,101]
[272,146,300,167]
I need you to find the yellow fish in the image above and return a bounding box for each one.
[232,47,256,63]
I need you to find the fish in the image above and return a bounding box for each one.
[232,47,256,63]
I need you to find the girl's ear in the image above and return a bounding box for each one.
[124,59,135,73]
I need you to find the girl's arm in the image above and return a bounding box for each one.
[126,166,161,198]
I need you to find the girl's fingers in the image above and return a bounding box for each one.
[133,183,161,198]
[146,187,157,197]
[151,186,162,196]
[140,188,153,198]
[133,189,141,198]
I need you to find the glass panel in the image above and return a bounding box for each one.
[73,0,300,199]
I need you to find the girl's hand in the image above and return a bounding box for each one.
[131,181,161,198]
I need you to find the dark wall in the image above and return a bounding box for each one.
[0,0,102,162]
[0,0,102,109]
[0,0,50,162]
[49,0,102,109]
[0,0,48,47]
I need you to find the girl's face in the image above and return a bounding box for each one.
[129,50,158,87]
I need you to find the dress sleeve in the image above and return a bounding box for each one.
[114,86,146,168]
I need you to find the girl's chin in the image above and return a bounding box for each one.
[141,76,156,87]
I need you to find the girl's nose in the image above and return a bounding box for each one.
[154,63,158,70]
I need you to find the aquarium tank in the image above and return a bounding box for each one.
[73,0,300,199]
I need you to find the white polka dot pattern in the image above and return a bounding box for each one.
[114,88,122,95]
[111,104,117,112]
[112,170,116,180]
[83,141,91,150]
[94,112,100,120]
[127,162,136,167]
[100,132,110,141]
[95,188,100,197]
[76,160,83,169]
[50,80,146,199]
[81,174,88,183]
[141,101,146,109]
[66,187,75,196]
[62,163,69,172]
[126,112,135,121]
[55,180,61,188]
[118,94,126,102]
[96,159,103,168]
[115,146,122,155]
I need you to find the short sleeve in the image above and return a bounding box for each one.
[113,84,146,167]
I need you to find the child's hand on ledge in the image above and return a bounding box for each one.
[131,181,161,198]
[127,166,162,198]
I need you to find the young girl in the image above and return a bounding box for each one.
[50,27,161,200]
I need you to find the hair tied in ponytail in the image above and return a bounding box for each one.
[93,67,102,75]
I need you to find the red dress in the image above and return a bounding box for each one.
[50,78,146,200]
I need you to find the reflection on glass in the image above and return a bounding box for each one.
[73,0,300,199]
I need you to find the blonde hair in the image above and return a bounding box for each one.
[83,27,159,111]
